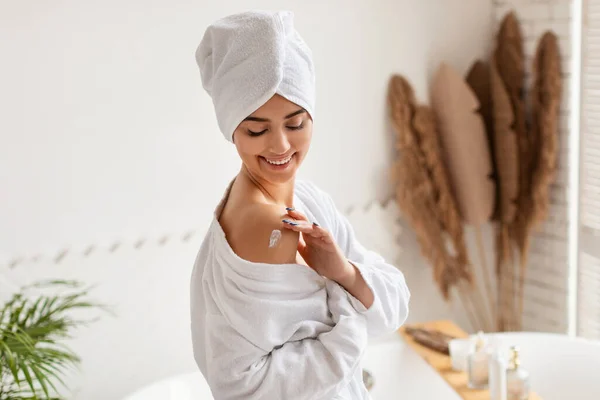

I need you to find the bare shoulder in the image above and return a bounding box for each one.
[224,203,299,265]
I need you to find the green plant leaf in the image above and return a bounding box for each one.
[29,363,52,399]
[1,279,106,400]
[0,341,20,387]
[20,364,37,399]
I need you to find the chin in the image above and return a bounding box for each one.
[256,152,302,183]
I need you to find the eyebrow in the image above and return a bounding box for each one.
[243,108,306,122]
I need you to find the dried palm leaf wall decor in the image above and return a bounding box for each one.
[492,13,562,330]
[466,61,496,216]
[530,34,562,238]
[388,76,468,297]
[464,13,562,331]
[514,32,562,326]
[388,75,483,331]
[389,10,562,332]
[490,52,521,331]
[495,12,528,331]
[430,63,497,331]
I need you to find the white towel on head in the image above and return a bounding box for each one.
[195,10,316,142]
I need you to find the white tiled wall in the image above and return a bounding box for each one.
[492,0,573,333]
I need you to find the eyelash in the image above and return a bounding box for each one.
[248,123,305,137]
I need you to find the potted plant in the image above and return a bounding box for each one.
[0,280,103,399]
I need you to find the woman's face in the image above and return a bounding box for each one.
[233,94,313,184]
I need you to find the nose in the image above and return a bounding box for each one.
[268,127,291,155]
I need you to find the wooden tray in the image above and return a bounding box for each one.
[398,320,541,400]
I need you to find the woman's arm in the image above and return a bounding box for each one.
[336,210,411,338]
[282,183,410,339]
[335,261,375,309]
[298,182,410,339]
[333,205,411,338]
[203,280,368,400]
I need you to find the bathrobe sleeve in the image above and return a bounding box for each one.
[202,280,368,400]
[321,189,411,338]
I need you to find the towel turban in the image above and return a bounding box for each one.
[195,10,316,142]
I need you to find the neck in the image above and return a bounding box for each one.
[238,164,296,206]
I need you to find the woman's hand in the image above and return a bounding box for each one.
[282,208,353,283]
[282,208,374,309]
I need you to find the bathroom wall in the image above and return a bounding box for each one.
[1,0,494,398]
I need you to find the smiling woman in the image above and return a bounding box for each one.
[190,10,411,400]
[232,96,313,183]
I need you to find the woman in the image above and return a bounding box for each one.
[190,10,410,400]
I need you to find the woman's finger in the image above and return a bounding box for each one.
[297,234,307,255]
[282,219,330,240]
[286,208,328,238]
[282,219,315,234]
[285,207,309,222]
[281,219,325,238]
[312,223,334,244]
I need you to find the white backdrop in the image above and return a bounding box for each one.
[0,0,493,260]
[1,0,495,398]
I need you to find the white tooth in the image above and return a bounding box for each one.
[267,155,292,165]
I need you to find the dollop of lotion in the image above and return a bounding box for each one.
[269,229,282,248]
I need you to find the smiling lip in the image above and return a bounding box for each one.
[263,153,294,165]
[261,153,295,168]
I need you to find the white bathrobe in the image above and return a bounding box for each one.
[190,180,411,400]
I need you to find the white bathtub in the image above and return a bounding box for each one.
[122,331,600,400]
[121,335,462,400]
[122,372,213,400]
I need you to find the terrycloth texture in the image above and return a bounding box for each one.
[195,11,316,142]
[190,180,410,400]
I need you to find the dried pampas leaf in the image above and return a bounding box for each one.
[490,57,520,226]
[393,154,465,299]
[494,11,528,331]
[497,12,530,261]
[467,61,498,219]
[431,63,496,329]
[496,12,526,225]
[496,13,526,105]
[530,32,562,231]
[388,75,417,149]
[490,52,520,331]
[431,63,496,226]
[513,32,562,323]
[412,105,471,272]
[512,31,562,265]
[466,61,494,144]
[388,75,470,300]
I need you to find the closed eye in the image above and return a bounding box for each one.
[248,123,304,137]
[248,129,268,137]
[287,123,304,131]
